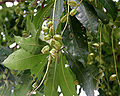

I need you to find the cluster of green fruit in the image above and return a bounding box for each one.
[41,21,62,58]
[41,1,78,58]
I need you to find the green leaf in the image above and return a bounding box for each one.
[15,36,46,55]
[74,1,99,35]
[95,8,109,24]
[63,16,88,66]
[98,0,118,20]
[31,57,47,80]
[3,49,48,70]
[65,52,104,96]
[58,54,77,96]
[33,2,53,29]
[45,58,59,96]
[26,15,37,37]
[54,0,64,31]
[102,25,110,44]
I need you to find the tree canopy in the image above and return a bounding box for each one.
[0,0,120,96]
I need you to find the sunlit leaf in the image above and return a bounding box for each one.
[3,49,47,70]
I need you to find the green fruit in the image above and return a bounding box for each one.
[49,26,54,36]
[70,9,77,16]
[110,74,116,81]
[47,21,53,27]
[50,48,57,58]
[60,15,67,23]
[50,38,55,46]
[68,1,77,7]
[54,40,61,49]
[44,34,51,40]
[41,45,50,54]
[53,34,62,41]
[42,26,49,33]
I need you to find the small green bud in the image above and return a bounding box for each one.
[50,38,55,46]
[70,9,77,16]
[41,45,50,54]
[68,1,77,7]
[3,74,6,79]
[47,21,53,27]
[110,74,116,81]
[54,40,61,49]
[44,34,51,40]
[60,15,67,23]
[49,26,54,36]
[42,26,49,33]
[50,48,57,58]
[53,34,62,41]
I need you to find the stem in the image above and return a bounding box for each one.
[111,28,120,86]
[52,0,57,24]
[61,0,70,36]
[99,24,102,65]
[28,55,51,96]
[75,0,83,10]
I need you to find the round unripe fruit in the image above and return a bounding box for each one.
[50,48,57,58]
[47,21,53,28]
[42,26,49,33]
[49,26,54,36]
[41,45,50,54]
[53,35,62,41]
[44,34,51,40]
[74,80,79,85]
[110,74,116,81]
[50,38,55,46]
[54,40,61,49]
[60,15,67,23]
[70,9,77,16]
[68,1,77,7]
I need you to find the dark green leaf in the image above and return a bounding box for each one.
[95,8,109,24]
[0,46,12,64]
[65,52,104,96]
[58,54,77,96]
[63,16,88,66]
[98,0,118,20]
[15,36,46,55]
[45,58,59,96]
[73,1,99,35]
[54,0,64,31]
[3,49,48,70]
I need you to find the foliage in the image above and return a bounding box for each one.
[0,0,120,96]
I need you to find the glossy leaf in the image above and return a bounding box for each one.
[45,58,59,96]
[26,15,37,37]
[65,52,104,96]
[98,0,118,20]
[58,54,77,96]
[15,36,46,55]
[54,0,64,31]
[63,16,88,66]
[3,49,48,70]
[95,8,109,24]
[73,0,99,35]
